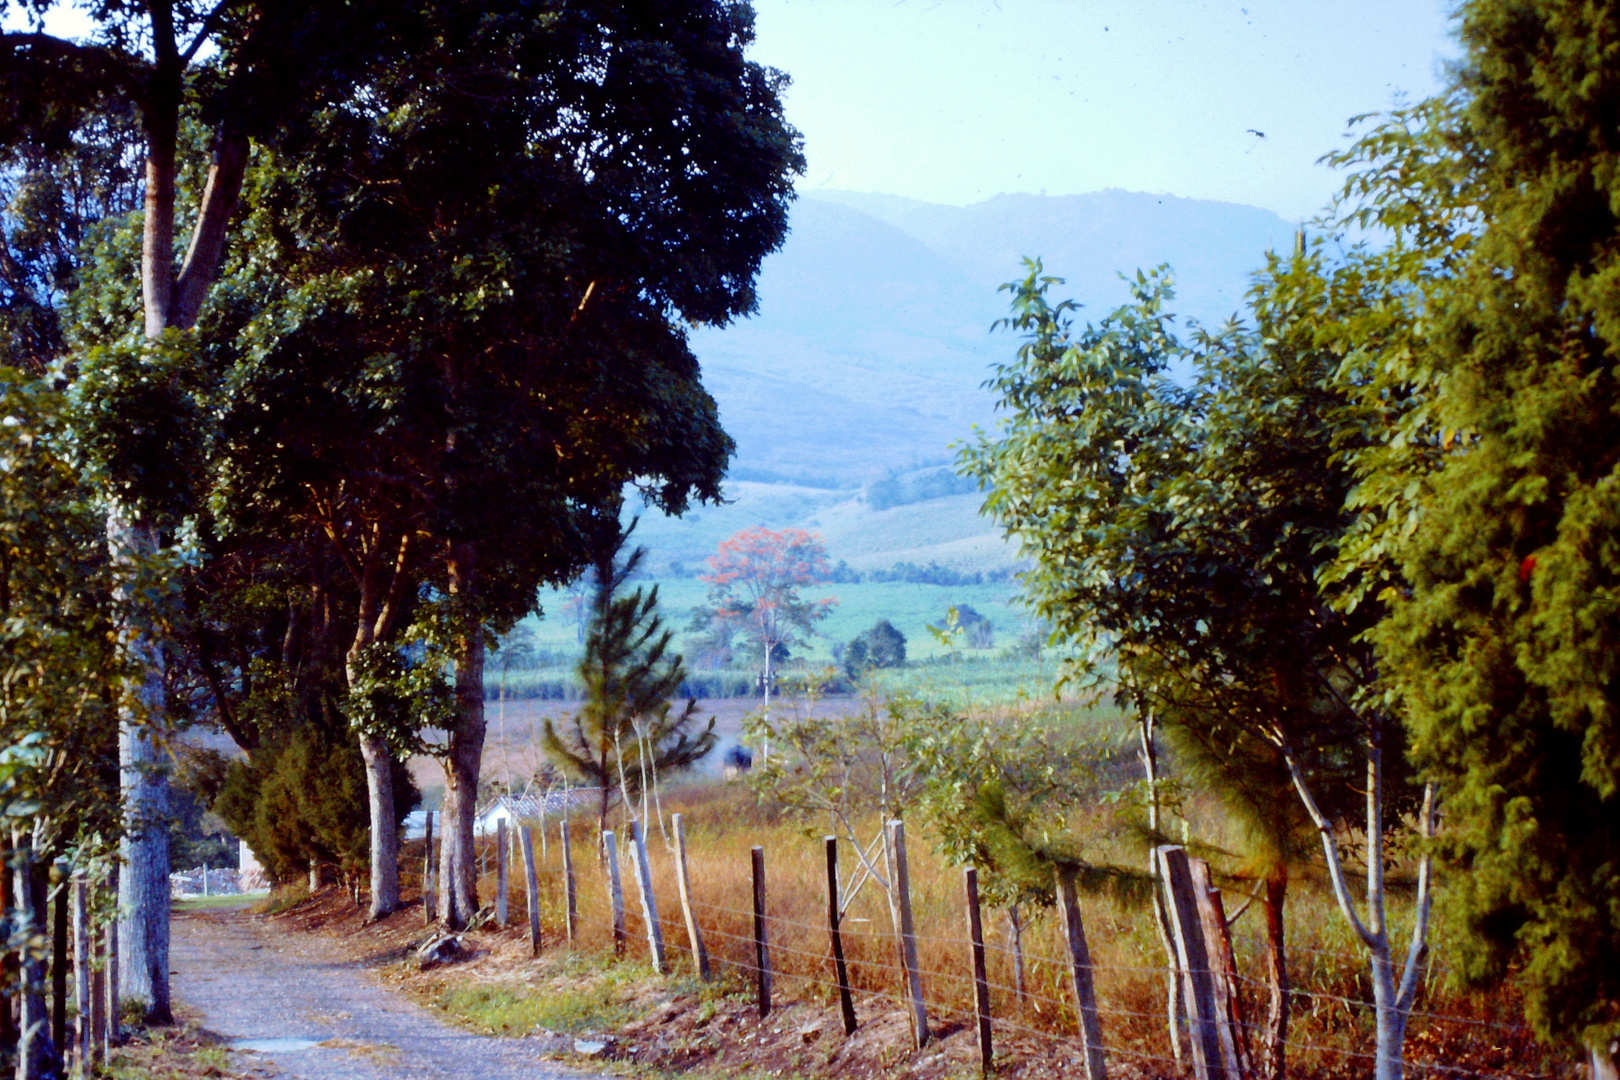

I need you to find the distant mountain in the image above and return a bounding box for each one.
[691,189,1296,489]
[634,189,1296,575]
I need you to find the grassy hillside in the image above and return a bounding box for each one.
[626,481,1018,578]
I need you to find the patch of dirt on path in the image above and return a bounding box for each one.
[244,889,1177,1080]
[171,898,593,1080]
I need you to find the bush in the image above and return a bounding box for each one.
[215,719,418,887]
[845,619,907,677]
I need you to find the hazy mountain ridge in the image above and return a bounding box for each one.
[636,189,1296,573]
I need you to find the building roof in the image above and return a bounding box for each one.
[475,789,600,824]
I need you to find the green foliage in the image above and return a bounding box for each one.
[744,692,942,841]
[908,707,1144,909]
[1341,0,1620,1051]
[0,369,148,851]
[844,619,906,677]
[544,524,717,824]
[215,718,418,887]
[345,630,458,759]
[961,255,1392,838]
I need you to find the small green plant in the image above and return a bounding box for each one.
[433,963,649,1035]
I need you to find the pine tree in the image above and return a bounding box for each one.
[544,522,717,837]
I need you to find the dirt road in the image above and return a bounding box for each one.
[172,903,588,1080]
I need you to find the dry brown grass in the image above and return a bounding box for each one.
[422,778,1571,1080]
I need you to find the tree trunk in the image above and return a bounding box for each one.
[13,836,59,1080]
[1590,1037,1619,1080]
[345,534,414,922]
[1281,727,1434,1080]
[1258,873,1289,1080]
[113,517,172,1025]
[1140,710,1187,1063]
[114,0,252,1022]
[437,541,485,929]
[357,732,399,920]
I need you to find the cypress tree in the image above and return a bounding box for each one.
[1372,1,1620,1065]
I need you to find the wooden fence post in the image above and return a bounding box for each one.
[518,826,542,956]
[0,832,13,1053]
[423,811,436,924]
[15,838,49,1080]
[604,829,626,957]
[89,893,106,1069]
[51,860,68,1060]
[965,867,993,1074]
[671,815,710,980]
[561,817,579,945]
[751,846,772,1017]
[1056,868,1109,1080]
[495,819,509,927]
[628,821,667,974]
[824,837,857,1034]
[71,874,90,1077]
[887,819,930,1050]
[104,862,119,1052]
[1188,858,1251,1080]
[1157,845,1226,1080]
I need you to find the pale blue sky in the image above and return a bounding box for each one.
[749,0,1460,219]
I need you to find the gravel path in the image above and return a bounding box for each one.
[172,903,590,1080]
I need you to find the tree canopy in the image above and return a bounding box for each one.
[1341,0,1620,1057]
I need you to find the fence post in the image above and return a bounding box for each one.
[1157,845,1226,1080]
[518,826,542,956]
[0,832,12,1052]
[604,829,626,957]
[965,868,993,1074]
[824,837,857,1034]
[561,817,579,945]
[1056,868,1109,1080]
[51,860,69,1059]
[423,811,436,925]
[104,862,119,1052]
[495,819,509,927]
[15,838,51,1080]
[73,874,90,1077]
[1189,858,1250,1080]
[89,889,106,1068]
[887,819,930,1050]
[628,821,667,974]
[671,815,710,980]
[751,846,772,1017]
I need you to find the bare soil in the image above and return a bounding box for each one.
[170,898,592,1080]
[193,888,1176,1080]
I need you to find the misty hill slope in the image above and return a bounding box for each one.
[641,189,1295,574]
[814,188,1294,332]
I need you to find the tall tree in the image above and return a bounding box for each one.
[2,0,406,1018]
[961,255,1432,1080]
[1345,2,1620,1070]
[200,0,799,924]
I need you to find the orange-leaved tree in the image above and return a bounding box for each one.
[698,527,836,750]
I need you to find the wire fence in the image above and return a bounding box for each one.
[447,818,1565,1080]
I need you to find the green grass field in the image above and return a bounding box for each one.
[489,574,1067,704]
[516,576,1034,664]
